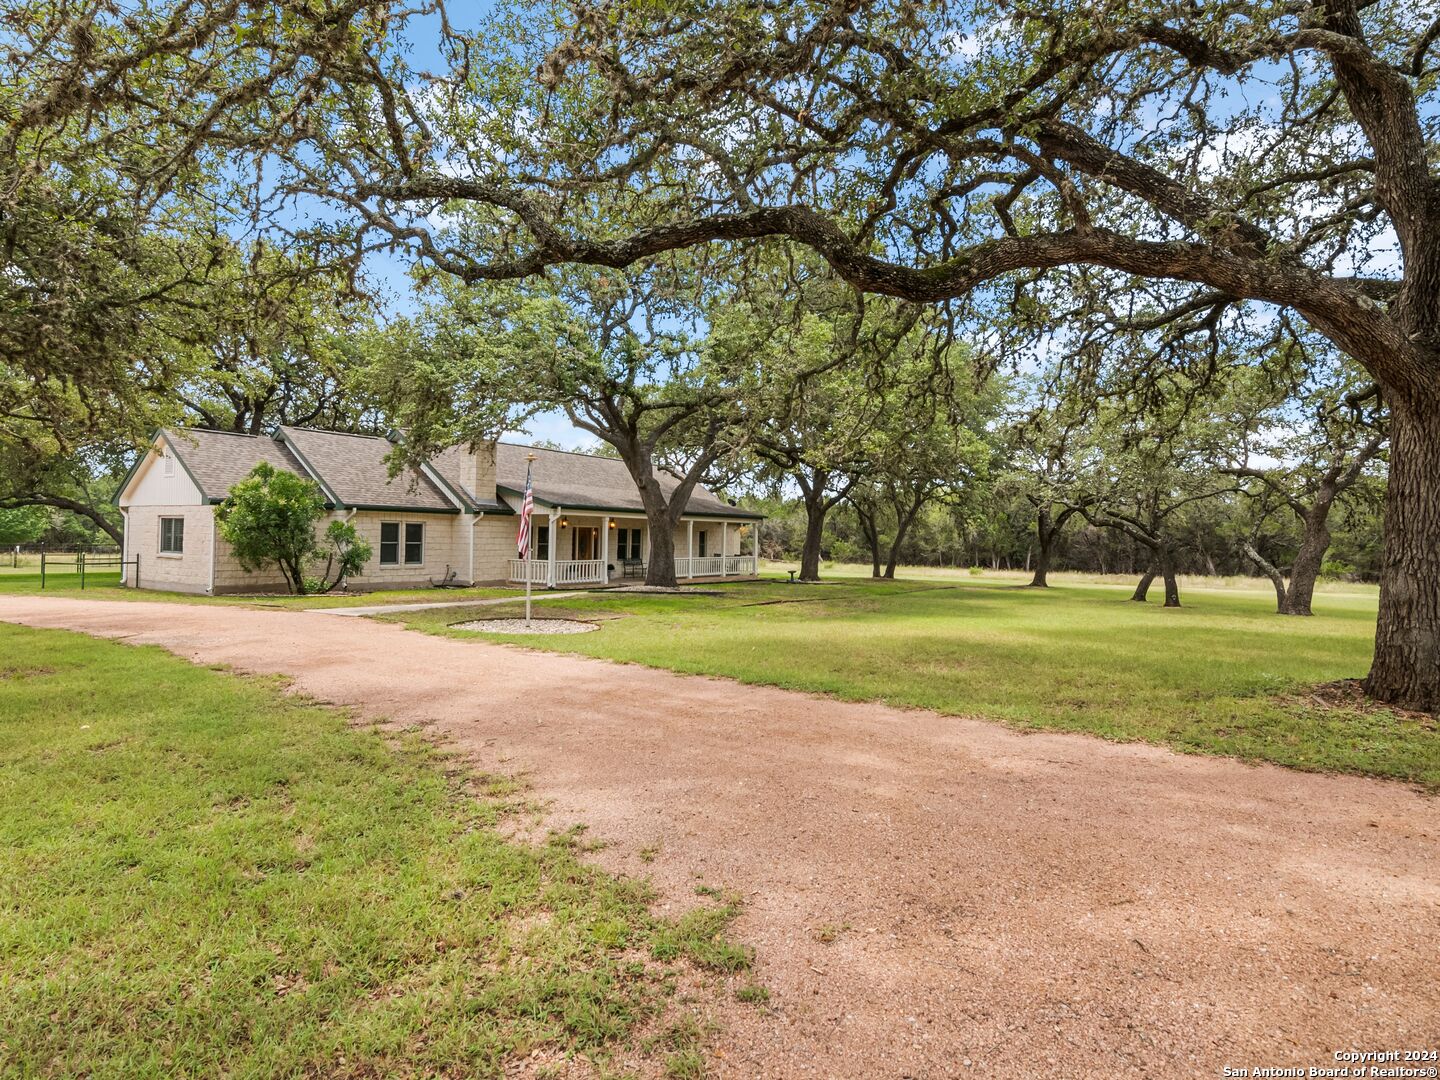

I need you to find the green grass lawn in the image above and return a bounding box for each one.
[0,624,748,1078]
[387,569,1438,788]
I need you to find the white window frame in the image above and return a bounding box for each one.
[158,516,184,556]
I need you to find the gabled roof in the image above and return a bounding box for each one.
[494,442,763,520]
[146,429,308,503]
[121,426,762,521]
[276,427,458,513]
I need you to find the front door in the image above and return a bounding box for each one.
[572,526,599,560]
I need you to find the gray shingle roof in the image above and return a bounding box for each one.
[494,443,763,519]
[160,428,307,502]
[277,427,458,512]
[148,426,761,520]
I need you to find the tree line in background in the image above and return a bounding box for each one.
[0,0,1433,707]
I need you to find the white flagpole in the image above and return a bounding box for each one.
[525,453,536,626]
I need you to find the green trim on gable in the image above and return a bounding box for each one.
[115,430,213,505]
[157,431,215,501]
[112,430,162,504]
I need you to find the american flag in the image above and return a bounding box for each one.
[516,462,535,557]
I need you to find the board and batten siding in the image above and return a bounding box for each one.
[118,444,215,593]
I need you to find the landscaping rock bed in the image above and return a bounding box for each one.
[452,617,599,634]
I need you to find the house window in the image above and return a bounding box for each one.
[404,522,424,565]
[535,524,549,561]
[616,527,641,560]
[380,521,400,565]
[697,529,708,557]
[159,516,184,555]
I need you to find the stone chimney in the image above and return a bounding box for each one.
[454,441,497,501]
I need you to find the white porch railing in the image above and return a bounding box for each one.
[556,559,606,585]
[675,555,757,578]
[510,555,756,585]
[508,559,547,584]
[508,559,606,585]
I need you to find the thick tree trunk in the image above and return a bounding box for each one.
[1131,565,1156,602]
[1029,509,1054,588]
[883,500,922,579]
[1281,510,1333,617]
[1240,539,1289,614]
[1365,402,1440,711]
[798,495,827,582]
[1158,548,1181,608]
[614,442,687,589]
[644,513,678,587]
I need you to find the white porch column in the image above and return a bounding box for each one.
[601,515,610,582]
[686,519,694,578]
[547,508,561,587]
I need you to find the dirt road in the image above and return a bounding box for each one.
[3,596,1435,1078]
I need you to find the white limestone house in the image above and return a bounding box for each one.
[115,427,763,594]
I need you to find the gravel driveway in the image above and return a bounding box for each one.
[3,596,1436,1079]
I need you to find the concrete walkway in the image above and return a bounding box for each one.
[305,591,580,616]
[2,596,1436,1079]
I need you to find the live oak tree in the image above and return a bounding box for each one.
[368,267,752,588]
[265,0,1440,708]
[2,4,392,537]
[1,0,396,434]
[847,352,999,580]
[737,265,920,581]
[1071,413,1237,608]
[10,1,1440,706]
[175,244,381,436]
[1218,363,1388,615]
[1004,387,1101,588]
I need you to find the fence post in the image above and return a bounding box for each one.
[133,554,140,591]
[79,550,86,590]
[40,547,45,590]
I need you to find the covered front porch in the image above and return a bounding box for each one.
[506,510,759,587]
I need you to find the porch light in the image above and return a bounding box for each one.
[559,517,569,527]
[609,520,616,528]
